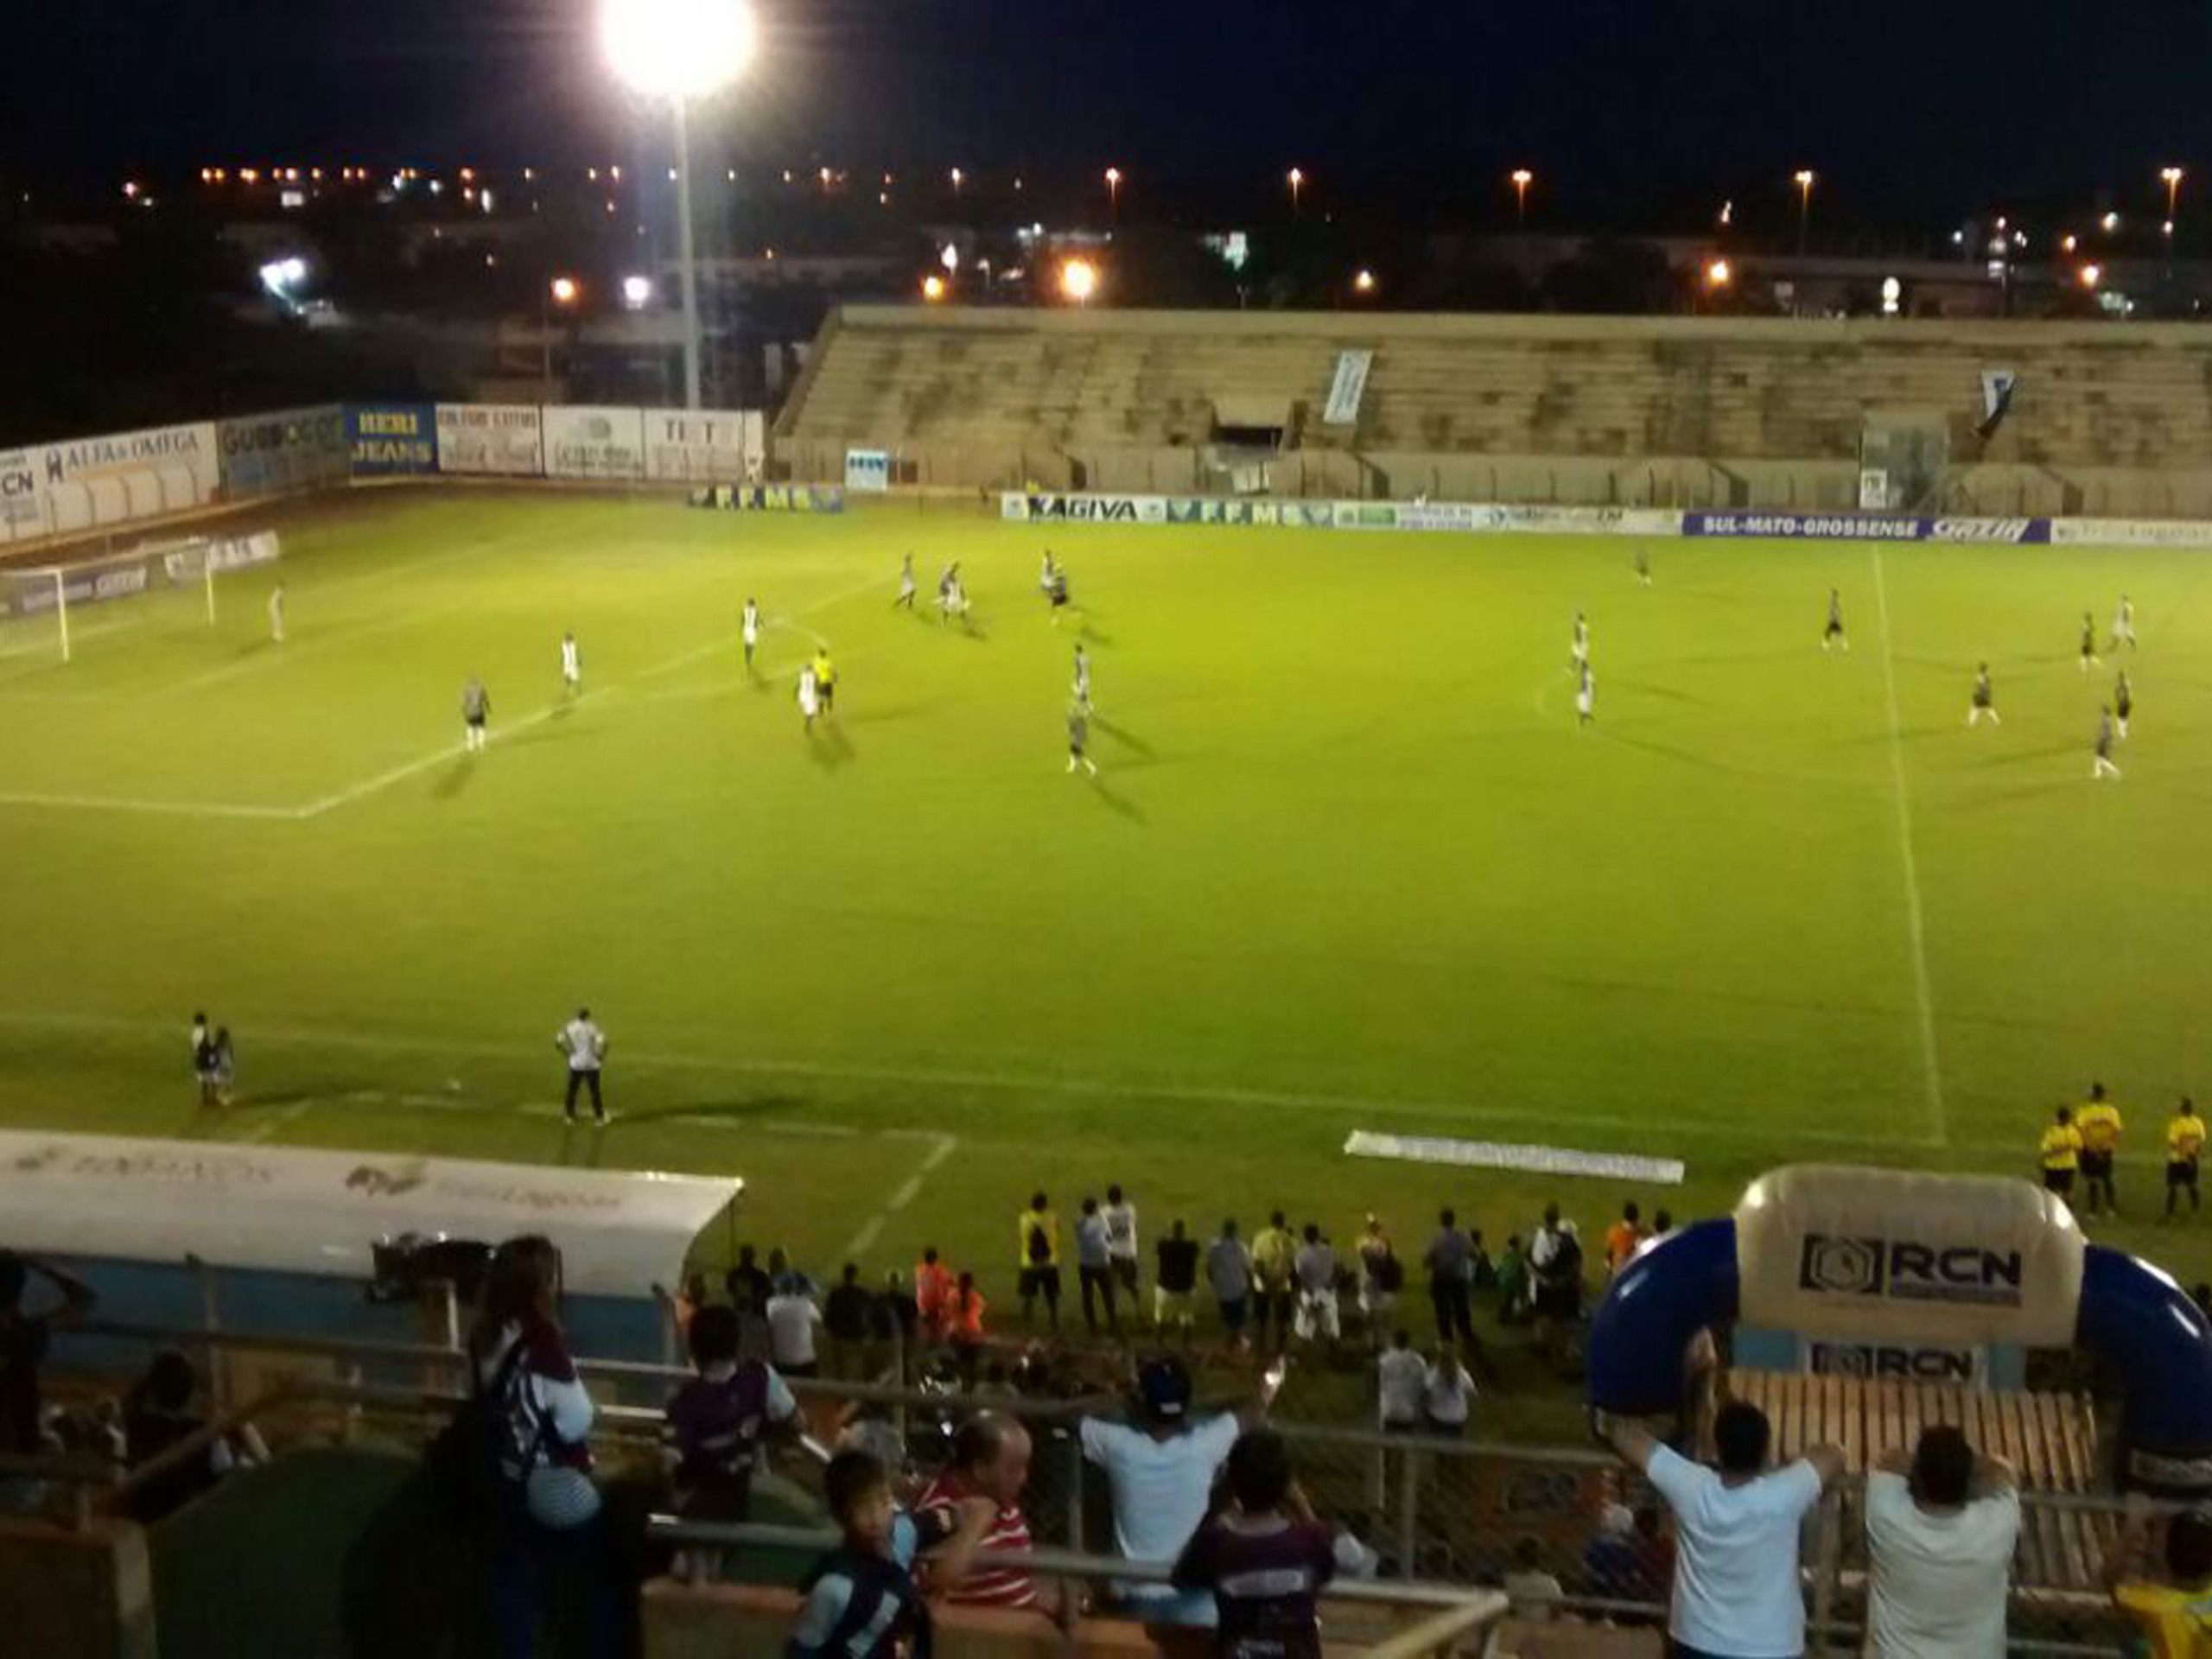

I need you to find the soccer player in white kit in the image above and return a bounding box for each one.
[267,582,286,643]
[1574,660,1595,728]
[1073,643,1092,712]
[461,677,491,752]
[555,1007,608,1125]
[1967,663,1999,726]
[560,631,582,696]
[797,662,819,731]
[896,554,917,610]
[2094,708,2122,780]
[742,598,761,669]
[1570,612,1590,670]
[2112,594,2136,652]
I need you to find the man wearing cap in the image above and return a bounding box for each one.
[1078,1357,1277,1628]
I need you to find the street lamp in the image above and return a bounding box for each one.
[2163,166,2184,224]
[1510,168,1533,230]
[622,274,654,309]
[598,0,758,410]
[950,167,964,194]
[1351,268,1377,297]
[1061,257,1098,307]
[1105,166,1122,221]
[543,276,582,396]
[1793,168,1815,257]
[2081,264,2103,289]
[1287,167,1305,216]
[921,273,947,302]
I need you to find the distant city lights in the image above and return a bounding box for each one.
[621,274,654,308]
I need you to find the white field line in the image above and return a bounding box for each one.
[0,1007,1944,1151]
[0,789,297,820]
[1870,545,1948,1144]
[844,1132,959,1258]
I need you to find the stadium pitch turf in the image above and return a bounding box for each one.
[6,484,2212,1326]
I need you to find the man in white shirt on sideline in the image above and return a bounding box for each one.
[764,1282,824,1378]
[1605,1402,1843,1659]
[1102,1184,1140,1300]
[556,1007,609,1126]
[1864,1425,2019,1657]
[1078,1357,1276,1627]
[1376,1330,1426,1433]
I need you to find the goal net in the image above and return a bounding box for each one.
[0,530,281,664]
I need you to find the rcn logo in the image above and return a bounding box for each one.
[1797,1234,2025,1306]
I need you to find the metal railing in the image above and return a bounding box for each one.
[39,1312,2181,1653]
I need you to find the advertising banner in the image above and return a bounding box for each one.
[435,404,545,477]
[1323,350,1374,426]
[2050,518,2212,549]
[217,405,348,498]
[844,448,892,493]
[41,421,219,503]
[543,405,645,480]
[1001,492,1171,524]
[346,404,438,476]
[0,446,46,540]
[1683,509,2050,544]
[642,409,757,483]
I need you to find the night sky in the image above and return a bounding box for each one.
[13,1,2212,229]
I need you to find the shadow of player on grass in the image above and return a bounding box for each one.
[807,722,856,771]
[1091,714,1154,758]
[1087,773,1145,823]
[432,758,474,800]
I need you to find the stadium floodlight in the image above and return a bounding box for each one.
[921,273,947,302]
[1105,166,1123,219]
[1060,257,1099,306]
[2102,211,2120,232]
[949,167,964,193]
[1352,268,1377,296]
[2163,166,2184,225]
[598,0,758,412]
[622,274,654,308]
[258,256,309,304]
[1510,168,1533,228]
[1287,167,1306,215]
[939,244,960,273]
[2081,264,2103,289]
[1705,257,1732,289]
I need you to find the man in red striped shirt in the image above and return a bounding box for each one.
[916,1410,1065,1619]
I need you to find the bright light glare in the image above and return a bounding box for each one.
[1352,268,1376,294]
[1705,257,1732,288]
[621,274,654,308]
[939,244,960,272]
[2081,264,2102,289]
[1060,258,1098,302]
[258,256,308,297]
[921,274,947,302]
[600,0,756,100]
[550,276,582,305]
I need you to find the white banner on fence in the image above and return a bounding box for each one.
[34,421,219,538]
[435,404,545,477]
[2049,518,2212,548]
[0,447,46,542]
[1323,350,1374,426]
[543,405,646,480]
[844,448,892,493]
[643,408,759,483]
[1003,492,1682,538]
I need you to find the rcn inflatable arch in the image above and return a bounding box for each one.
[1588,1165,2212,1490]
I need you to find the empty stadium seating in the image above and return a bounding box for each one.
[775,308,2212,512]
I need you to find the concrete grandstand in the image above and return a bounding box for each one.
[774,307,2212,518]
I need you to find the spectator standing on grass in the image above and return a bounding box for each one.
[1376,1331,1426,1433]
[1293,1224,1340,1347]
[1208,1220,1254,1351]
[767,1281,824,1378]
[1496,1235,1532,1324]
[1422,1341,1476,1437]
[914,1410,1064,1617]
[1357,1217,1403,1344]
[1017,1193,1063,1332]
[1424,1209,1476,1347]
[664,1304,801,1531]
[1080,1357,1277,1628]
[1250,1211,1297,1353]
[1103,1184,1141,1300]
[1077,1197,1119,1334]
[2106,1499,2212,1654]
[1864,1425,2019,1657]
[1605,1403,1844,1659]
[468,1235,616,1659]
[767,1248,816,1300]
[727,1244,772,1314]
[555,1007,609,1127]
[824,1265,875,1377]
[913,1249,954,1341]
[1172,1427,1367,1659]
[1155,1220,1200,1340]
[1604,1202,1646,1276]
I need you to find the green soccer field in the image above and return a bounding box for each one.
[6,485,2212,1343]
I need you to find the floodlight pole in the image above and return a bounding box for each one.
[673,96,704,410]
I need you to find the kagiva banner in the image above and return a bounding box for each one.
[543,406,646,480]
[645,409,758,483]
[217,405,348,498]
[1001,492,1170,524]
[435,404,545,477]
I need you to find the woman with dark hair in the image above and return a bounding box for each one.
[468,1235,615,1658]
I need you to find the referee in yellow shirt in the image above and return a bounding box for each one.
[2166,1097,2207,1222]
[2075,1082,2124,1217]
[2039,1106,2082,1201]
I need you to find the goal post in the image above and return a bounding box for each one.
[0,530,282,665]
